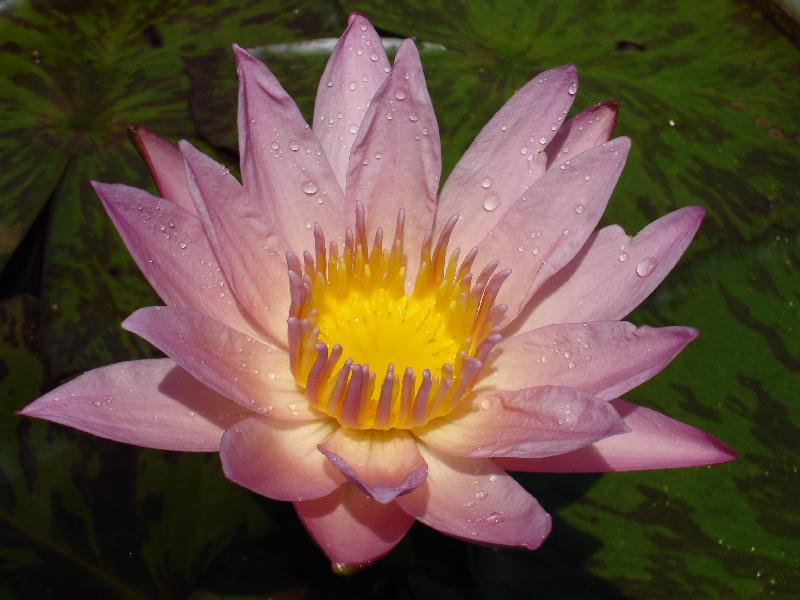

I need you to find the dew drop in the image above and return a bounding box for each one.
[375,152,383,160]
[179,241,187,249]
[267,372,277,380]
[289,140,300,151]
[302,180,318,195]
[584,175,591,181]
[348,124,358,134]
[538,136,548,145]
[482,192,500,212]
[368,51,379,62]
[636,257,658,277]
[520,146,528,155]
[501,125,508,132]
[475,489,489,500]
[271,141,279,150]
[408,112,418,122]
[386,112,393,120]
[575,204,585,214]
[531,247,539,255]
[360,24,368,31]
[480,176,492,189]
[486,512,504,525]
[618,253,628,262]
[394,88,407,100]
[326,81,333,87]
[488,474,499,482]
[568,82,577,95]
[304,221,313,230]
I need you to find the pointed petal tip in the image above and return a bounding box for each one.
[522,512,552,550]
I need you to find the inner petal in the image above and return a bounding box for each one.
[287,204,507,430]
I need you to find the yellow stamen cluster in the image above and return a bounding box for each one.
[287,205,507,430]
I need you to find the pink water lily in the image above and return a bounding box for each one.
[20,14,735,568]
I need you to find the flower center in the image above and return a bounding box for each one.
[287,204,507,430]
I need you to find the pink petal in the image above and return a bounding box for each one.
[545,102,618,170]
[122,306,321,421]
[496,399,736,472]
[478,137,631,322]
[483,321,697,400]
[234,44,345,249]
[220,416,343,500]
[313,14,390,188]
[437,65,578,252]
[318,428,428,503]
[180,140,290,343]
[415,386,627,459]
[395,445,551,549]
[295,483,414,568]
[512,206,705,332]
[345,39,441,279]
[93,181,259,338]
[18,359,243,451]
[129,126,197,215]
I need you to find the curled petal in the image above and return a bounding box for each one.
[545,102,618,170]
[123,306,321,421]
[414,386,627,458]
[479,138,631,322]
[180,140,291,342]
[129,126,197,215]
[94,181,259,338]
[313,14,390,188]
[18,359,243,451]
[345,39,441,279]
[234,44,345,249]
[512,206,705,332]
[220,416,343,501]
[396,445,551,549]
[295,483,414,568]
[496,399,737,472]
[438,65,578,251]
[319,428,428,503]
[484,321,697,400]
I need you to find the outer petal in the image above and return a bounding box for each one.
[396,445,551,549]
[318,428,428,503]
[220,416,343,501]
[295,483,414,568]
[94,182,259,338]
[180,141,290,343]
[122,306,320,421]
[478,137,631,322]
[234,44,345,249]
[496,399,736,472]
[483,321,697,400]
[129,126,197,215]
[345,39,441,280]
[437,65,578,251]
[313,14,390,188]
[18,359,243,451]
[415,386,628,458]
[512,206,705,332]
[545,102,618,170]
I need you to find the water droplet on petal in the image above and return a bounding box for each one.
[408,112,418,122]
[575,204,585,214]
[539,136,548,145]
[636,257,658,277]
[375,152,382,160]
[568,82,577,95]
[486,512,503,525]
[520,146,528,155]
[369,51,379,62]
[349,124,358,134]
[482,192,500,212]
[386,112,393,120]
[302,180,318,195]
[394,88,407,100]
[584,175,591,181]
[271,141,279,150]
[618,253,628,262]
[480,176,492,189]
[475,489,489,500]
[289,140,300,151]
[360,24,368,31]
[348,81,357,91]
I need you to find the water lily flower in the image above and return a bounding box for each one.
[20,14,735,569]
